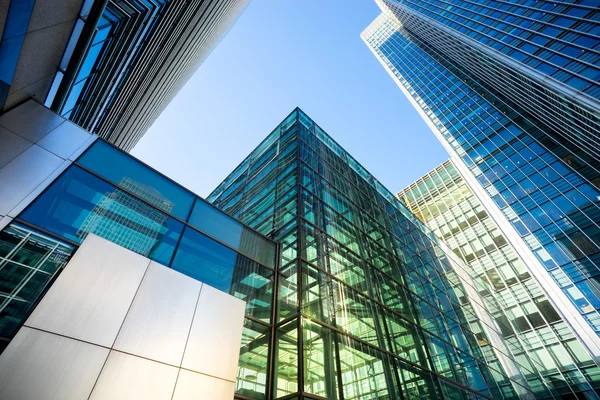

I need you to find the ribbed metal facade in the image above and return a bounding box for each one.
[45,0,249,151]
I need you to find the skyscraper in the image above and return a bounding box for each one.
[400,159,600,398]
[209,107,595,399]
[0,0,249,150]
[363,0,600,362]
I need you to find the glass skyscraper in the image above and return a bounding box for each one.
[363,0,600,363]
[400,159,600,398]
[207,108,598,400]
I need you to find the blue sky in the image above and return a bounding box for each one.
[132,0,447,197]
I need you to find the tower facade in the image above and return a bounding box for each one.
[0,0,249,150]
[363,1,600,363]
[208,108,578,399]
[400,159,600,398]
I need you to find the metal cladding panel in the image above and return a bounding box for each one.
[0,126,31,169]
[0,144,63,216]
[114,261,202,367]
[0,327,109,400]
[0,100,64,142]
[172,369,235,400]
[25,234,150,347]
[89,351,179,400]
[36,119,92,159]
[181,284,246,382]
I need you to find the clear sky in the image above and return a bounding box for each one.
[132,0,448,198]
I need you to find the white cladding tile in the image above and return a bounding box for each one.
[0,144,62,216]
[114,262,202,366]
[25,234,150,347]
[0,127,31,169]
[37,120,92,159]
[0,100,64,142]
[172,369,235,400]
[0,327,109,400]
[89,351,178,400]
[181,285,246,381]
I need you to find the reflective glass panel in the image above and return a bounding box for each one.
[77,141,194,219]
[170,226,273,321]
[19,166,182,265]
[189,198,276,268]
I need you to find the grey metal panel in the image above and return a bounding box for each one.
[89,350,179,400]
[27,0,83,33]
[0,126,31,169]
[114,262,202,367]
[7,21,76,105]
[6,158,70,218]
[0,144,62,216]
[181,284,245,381]
[0,216,12,231]
[172,369,235,400]
[0,327,109,400]
[37,119,92,159]
[25,234,150,347]
[0,100,64,142]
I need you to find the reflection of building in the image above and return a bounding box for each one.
[363,2,600,385]
[399,159,600,398]
[0,0,249,150]
[78,178,174,257]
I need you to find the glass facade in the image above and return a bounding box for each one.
[207,108,575,399]
[363,8,600,344]
[400,160,600,398]
[0,140,276,374]
[373,0,600,158]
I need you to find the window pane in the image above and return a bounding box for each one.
[236,318,269,400]
[77,140,194,219]
[274,320,299,398]
[19,166,182,265]
[189,198,276,268]
[170,226,273,321]
[0,223,74,338]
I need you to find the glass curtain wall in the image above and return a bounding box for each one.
[363,12,600,342]
[0,140,277,395]
[399,160,600,398]
[208,109,560,399]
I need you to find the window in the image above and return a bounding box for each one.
[77,141,195,219]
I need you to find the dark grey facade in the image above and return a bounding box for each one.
[0,0,249,151]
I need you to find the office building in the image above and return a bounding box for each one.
[400,159,600,398]
[208,107,591,399]
[4,101,600,398]
[0,0,249,151]
[363,0,600,359]
[0,100,274,399]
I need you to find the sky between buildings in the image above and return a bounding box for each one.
[132,0,448,197]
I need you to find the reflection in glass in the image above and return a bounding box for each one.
[19,166,182,265]
[77,140,194,219]
[189,199,276,268]
[237,318,270,400]
[170,227,273,322]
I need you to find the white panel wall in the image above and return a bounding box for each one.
[0,234,246,400]
[0,100,96,223]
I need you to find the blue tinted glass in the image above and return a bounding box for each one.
[170,227,273,320]
[19,166,183,265]
[189,199,276,268]
[77,141,194,219]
